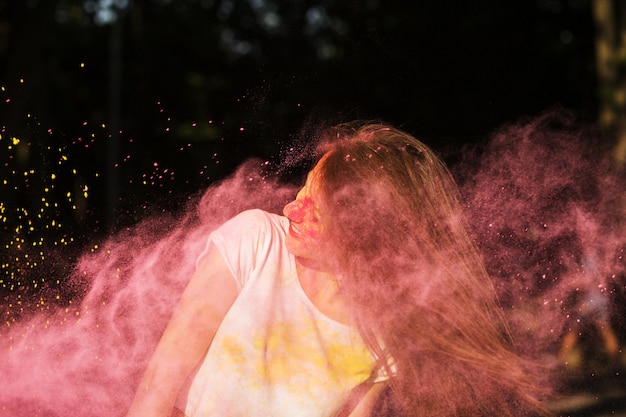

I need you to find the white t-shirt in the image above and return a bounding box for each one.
[182,209,377,417]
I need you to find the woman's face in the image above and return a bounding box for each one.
[283,159,328,265]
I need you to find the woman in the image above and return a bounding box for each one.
[127,122,549,417]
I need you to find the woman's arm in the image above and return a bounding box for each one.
[346,382,387,417]
[127,243,238,417]
[333,381,388,417]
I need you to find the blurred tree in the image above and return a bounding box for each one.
[592,0,626,165]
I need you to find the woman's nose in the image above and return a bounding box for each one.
[283,199,306,222]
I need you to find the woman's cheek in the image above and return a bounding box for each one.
[302,223,321,240]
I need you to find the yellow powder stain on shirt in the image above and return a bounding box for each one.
[252,321,373,389]
[220,335,246,366]
[326,340,373,382]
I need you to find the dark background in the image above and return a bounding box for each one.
[1,2,624,415]
[1,0,599,230]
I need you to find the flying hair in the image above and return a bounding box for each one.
[314,122,552,417]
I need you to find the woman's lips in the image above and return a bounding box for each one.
[289,223,303,237]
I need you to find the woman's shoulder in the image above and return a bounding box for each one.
[212,209,288,243]
[225,209,287,229]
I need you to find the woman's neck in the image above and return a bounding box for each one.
[295,258,351,325]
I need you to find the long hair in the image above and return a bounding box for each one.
[315,122,551,416]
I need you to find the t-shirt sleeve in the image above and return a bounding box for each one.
[195,209,274,291]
